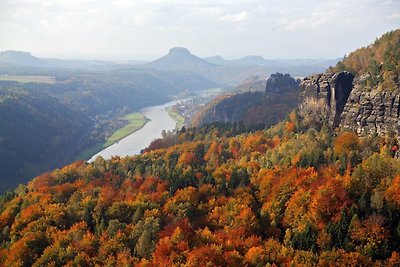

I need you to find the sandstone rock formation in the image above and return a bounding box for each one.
[300,71,400,136]
[341,76,400,135]
[266,73,300,94]
[300,71,354,127]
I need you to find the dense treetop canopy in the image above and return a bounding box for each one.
[1,114,400,266]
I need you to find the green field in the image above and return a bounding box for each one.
[167,107,185,130]
[201,87,224,96]
[0,75,56,84]
[104,113,149,147]
[77,112,149,160]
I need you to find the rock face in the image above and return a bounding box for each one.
[300,71,354,127]
[266,73,300,94]
[300,71,400,136]
[341,78,400,135]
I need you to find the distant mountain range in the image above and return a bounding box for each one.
[0,50,123,71]
[204,55,281,66]
[0,49,339,85]
[140,47,339,85]
[204,54,340,67]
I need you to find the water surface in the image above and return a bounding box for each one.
[89,100,180,161]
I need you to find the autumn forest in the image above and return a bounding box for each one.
[0,9,400,266]
[1,110,400,265]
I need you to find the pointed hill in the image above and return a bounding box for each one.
[145,47,216,71]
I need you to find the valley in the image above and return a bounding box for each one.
[0,48,334,193]
[0,68,211,192]
[0,5,399,263]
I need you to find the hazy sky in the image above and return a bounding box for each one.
[0,0,399,60]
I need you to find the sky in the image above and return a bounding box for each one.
[0,0,399,60]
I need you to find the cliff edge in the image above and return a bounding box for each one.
[300,29,400,136]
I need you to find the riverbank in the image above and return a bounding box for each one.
[88,99,183,161]
[166,106,185,130]
[77,112,149,160]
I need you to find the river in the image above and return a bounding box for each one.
[89,99,181,162]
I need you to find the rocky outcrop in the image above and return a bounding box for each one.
[266,73,300,94]
[193,73,299,127]
[341,76,400,135]
[300,71,400,136]
[300,71,354,127]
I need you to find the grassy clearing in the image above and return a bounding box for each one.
[166,107,185,130]
[104,113,149,147]
[76,112,149,160]
[0,75,56,84]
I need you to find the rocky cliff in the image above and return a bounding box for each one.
[299,29,400,136]
[266,73,300,94]
[300,71,400,136]
[341,76,400,135]
[300,71,354,127]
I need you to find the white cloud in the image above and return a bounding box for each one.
[0,0,398,59]
[389,12,400,19]
[132,10,154,27]
[218,11,249,22]
[280,9,336,31]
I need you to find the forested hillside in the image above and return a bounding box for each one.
[301,29,400,136]
[193,73,299,128]
[1,111,400,265]
[333,29,400,91]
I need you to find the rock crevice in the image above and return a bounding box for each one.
[341,83,400,135]
[300,71,400,136]
[300,71,354,127]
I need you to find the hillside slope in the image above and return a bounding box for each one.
[0,68,216,193]
[1,114,400,265]
[0,85,89,192]
[0,51,44,67]
[193,73,299,127]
